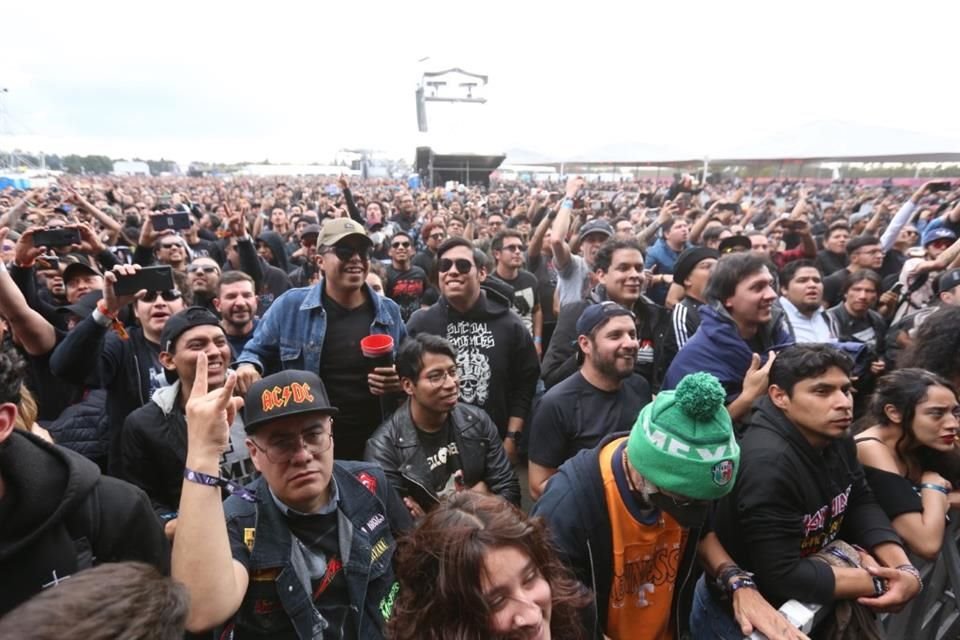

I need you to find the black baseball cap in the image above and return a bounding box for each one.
[576,300,635,337]
[937,268,960,296]
[718,235,752,255]
[159,307,222,353]
[243,370,338,434]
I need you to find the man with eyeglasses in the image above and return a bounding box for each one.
[820,235,885,308]
[186,257,221,313]
[50,263,188,472]
[407,237,539,464]
[119,307,256,541]
[236,218,407,461]
[384,230,427,321]
[491,230,542,351]
[365,334,520,518]
[534,372,804,640]
[412,222,445,278]
[172,364,411,638]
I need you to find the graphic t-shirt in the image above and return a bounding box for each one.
[497,270,539,335]
[416,421,463,497]
[385,265,428,321]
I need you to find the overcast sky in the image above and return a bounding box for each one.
[2,0,959,166]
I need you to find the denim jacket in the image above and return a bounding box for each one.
[236,281,407,375]
[222,461,412,639]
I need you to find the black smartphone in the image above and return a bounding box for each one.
[33,228,81,248]
[929,181,953,193]
[717,202,739,212]
[887,281,904,296]
[399,478,440,511]
[152,211,192,231]
[36,255,60,270]
[114,266,175,296]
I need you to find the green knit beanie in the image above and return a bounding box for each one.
[626,372,739,500]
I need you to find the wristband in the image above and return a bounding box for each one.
[534,336,542,344]
[184,468,258,504]
[159,511,178,522]
[920,482,949,495]
[561,198,574,210]
[872,576,888,597]
[897,564,923,590]
[728,576,757,594]
[505,431,523,441]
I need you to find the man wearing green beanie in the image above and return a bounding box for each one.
[532,372,806,640]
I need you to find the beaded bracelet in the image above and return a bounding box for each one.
[896,564,923,591]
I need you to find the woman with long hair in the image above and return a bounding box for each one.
[855,368,960,560]
[389,491,590,640]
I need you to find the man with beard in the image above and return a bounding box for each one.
[663,253,792,421]
[364,334,519,517]
[185,257,221,313]
[213,271,259,357]
[527,302,652,499]
[236,218,406,461]
[778,260,836,344]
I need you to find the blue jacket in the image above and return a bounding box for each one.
[662,303,792,401]
[236,281,406,375]
[223,461,412,639]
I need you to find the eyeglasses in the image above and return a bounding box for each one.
[187,265,220,274]
[439,258,474,274]
[251,423,333,464]
[422,366,459,386]
[326,244,371,262]
[500,244,525,253]
[141,290,182,302]
[429,233,446,240]
[159,242,183,250]
[391,241,411,249]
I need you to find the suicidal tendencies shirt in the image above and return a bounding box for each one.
[416,422,463,497]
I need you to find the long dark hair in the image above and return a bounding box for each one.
[388,492,590,640]
[866,368,960,481]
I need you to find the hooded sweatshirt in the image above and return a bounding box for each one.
[0,431,169,615]
[711,397,902,607]
[662,303,792,401]
[406,290,539,436]
[256,230,292,275]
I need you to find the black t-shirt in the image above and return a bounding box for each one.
[815,250,847,278]
[318,294,380,460]
[528,371,652,469]
[497,269,540,336]
[385,264,428,321]
[416,421,463,496]
[860,465,923,520]
[527,255,558,324]
[286,511,354,640]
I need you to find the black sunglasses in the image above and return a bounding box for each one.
[142,290,183,302]
[439,258,474,274]
[391,241,411,249]
[327,245,371,262]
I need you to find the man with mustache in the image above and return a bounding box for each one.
[214,270,259,357]
[364,334,519,518]
[527,302,652,500]
[692,345,920,637]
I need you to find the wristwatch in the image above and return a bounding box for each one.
[505,431,523,441]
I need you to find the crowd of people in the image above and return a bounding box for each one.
[1,170,960,639]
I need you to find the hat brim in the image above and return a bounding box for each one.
[321,231,373,247]
[244,405,340,434]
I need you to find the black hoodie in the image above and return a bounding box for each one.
[406,290,539,436]
[0,431,169,615]
[256,230,292,275]
[712,396,902,607]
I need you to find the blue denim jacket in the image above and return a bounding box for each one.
[236,281,407,375]
[223,462,412,639]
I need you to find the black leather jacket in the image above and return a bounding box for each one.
[364,401,521,506]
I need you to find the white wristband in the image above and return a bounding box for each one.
[91,307,114,327]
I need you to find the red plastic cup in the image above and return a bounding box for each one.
[360,334,395,371]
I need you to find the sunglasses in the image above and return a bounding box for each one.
[327,245,371,262]
[439,258,474,274]
[187,265,219,274]
[500,244,526,253]
[429,233,446,240]
[141,290,183,302]
[391,241,411,249]
[159,242,183,250]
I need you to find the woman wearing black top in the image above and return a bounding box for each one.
[855,369,960,560]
